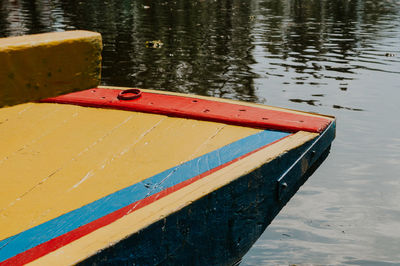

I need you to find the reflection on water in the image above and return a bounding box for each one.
[1,0,399,105]
[1,0,400,264]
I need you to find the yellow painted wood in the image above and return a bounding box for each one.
[100,86,336,121]
[0,102,261,241]
[28,131,317,266]
[0,31,102,107]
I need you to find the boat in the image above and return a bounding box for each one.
[0,31,335,265]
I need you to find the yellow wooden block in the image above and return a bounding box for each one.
[0,31,102,107]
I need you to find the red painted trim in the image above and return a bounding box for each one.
[41,88,331,133]
[0,135,290,266]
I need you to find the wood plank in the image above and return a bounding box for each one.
[42,87,332,133]
[101,86,336,120]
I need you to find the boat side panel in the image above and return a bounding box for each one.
[27,131,322,265]
[75,123,334,266]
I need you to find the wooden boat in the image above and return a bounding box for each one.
[0,31,335,265]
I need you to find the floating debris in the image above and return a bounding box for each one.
[265,71,284,77]
[143,5,150,9]
[311,62,324,70]
[333,104,364,111]
[289,98,320,106]
[385,52,396,57]
[145,40,163,48]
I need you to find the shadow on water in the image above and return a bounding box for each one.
[1,0,400,265]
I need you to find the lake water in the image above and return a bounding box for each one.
[1,0,400,265]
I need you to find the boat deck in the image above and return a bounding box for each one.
[0,88,333,265]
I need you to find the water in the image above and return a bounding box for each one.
[1,0,400,265]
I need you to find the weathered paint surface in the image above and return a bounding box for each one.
[0,102,262,241]
[78,122,334,266]
[31,124,333,266]
[0,87,335,265]
[0,101,283,264]
[0,127,290,265]
[42,87,331,133]
[0,31,102,107]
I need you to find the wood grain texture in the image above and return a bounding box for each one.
[2,129,290,265]
[0,102,260,242]
[28,129,330,266]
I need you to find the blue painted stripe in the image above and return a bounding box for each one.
[0,129,289,262]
